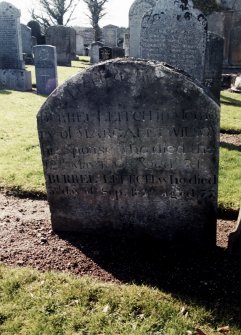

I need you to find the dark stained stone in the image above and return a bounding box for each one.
[99,46,113,61]
[37,59,219,246]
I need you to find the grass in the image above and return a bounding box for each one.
[0,62,240,210]
[0,264,240,335]
[220,91,241,133]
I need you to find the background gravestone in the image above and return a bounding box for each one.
[37,59,220,247]
[46,26,75,66]
[204,32,224,101]
[21,24,34,64]
[140,0,208,83]
[102,25,118,47]
[90,41,104,64]
[123,33,130,56]
[112,47,125,59]
[33,45,58,95]
[129,0,157,58]
[99,47,112,61]
[0,1,32,91]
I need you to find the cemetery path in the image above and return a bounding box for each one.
[1,191,241,307]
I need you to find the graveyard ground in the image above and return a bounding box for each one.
[1,59,241,334]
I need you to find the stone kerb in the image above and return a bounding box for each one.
[37,59,220,247]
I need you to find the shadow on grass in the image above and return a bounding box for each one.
[220,141,241,152]
[0,186,46,200]
[57,229,241,327]
[221,94,241,107]
[0,89,12,95]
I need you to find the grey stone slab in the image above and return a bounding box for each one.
[204,32,224,101]
[112,47,125,59]
[102,25,118,47]
[140,0,208,83]
[33,45,58,95]
[229,12,241,66]
[46,26,75,66]
[0,1,24,69]
[21,24,32,55]
[123,33,130,56]
[0,68,32,91]
[37,59,220,246]
[90,42,104,64]
[129,0,157,58]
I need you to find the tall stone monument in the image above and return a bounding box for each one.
[38,59,220,247]
[0,1,32,91]
[129,0,157,58]
[140,0,208,83]
[33,45,58,95]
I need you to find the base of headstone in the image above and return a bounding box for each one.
[0,69,32,91]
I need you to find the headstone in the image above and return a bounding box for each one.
[102,25,118,47]
[99,47,112,61]
[229,12,241,66]
[140,0,208,83]
[46,26,75,66]
[123,33,130,56]
[74,26,95,55]
[90,41,104,64]
[37,59,219,247]
[112,47,125,59]
[204,32,224,101]
[129,0,157,58]
[33,45,58,95]
[0,2,32,91]
[21,24,34,64]
[69,27,76,60]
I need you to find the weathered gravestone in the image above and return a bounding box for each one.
[46,26,76,66]
[204,32,224,101]
[21,24,34,64]
[99,47,112,61]
[102,25,118,47]
[129,0,157,58]
[33,45,58,95]
[140,0,207,83]
[0,1,32,91]
[37,59,220,246]
[90,41,104,64]
[27,20,45,45]
[123,33,130,56]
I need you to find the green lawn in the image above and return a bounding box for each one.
[1,265,240,335]
[220,91,241,133]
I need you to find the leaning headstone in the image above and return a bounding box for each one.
[140,0,208,83]
[0,2,32,91]
[37,59,219,247]
[21,24,34,64]
[204,32,224,101]
[123,33,130,56]
[33,45,58,95]
[90,41,104,64]
[46,26,74,66]
[129,0,157,58]
[102,25,118,47]
[99,47,112,61]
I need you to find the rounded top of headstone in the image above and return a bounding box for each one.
[129,0,157,16]
[0,1,21,17]
[38,59,218,119]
